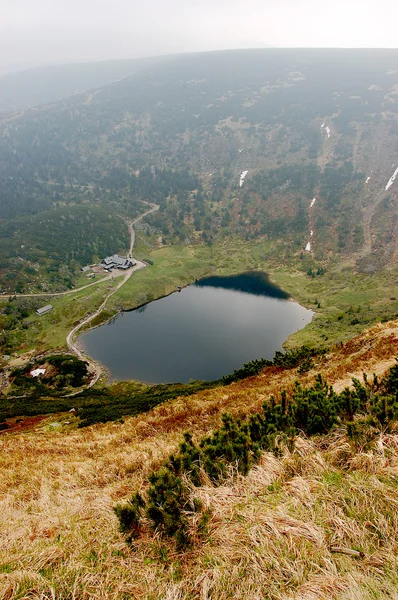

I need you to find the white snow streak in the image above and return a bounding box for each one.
[365,176,371,184]
[239,170,249,188]
[325,126,331,138]
[321,123,325,128]
[31,368,46,377]
[385,166,398,190]
[305,198,316,251]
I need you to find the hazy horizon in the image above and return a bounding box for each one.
[1,0,398,76]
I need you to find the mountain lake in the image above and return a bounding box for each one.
[79,272,313,383]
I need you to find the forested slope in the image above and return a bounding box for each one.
[0,48,397,301]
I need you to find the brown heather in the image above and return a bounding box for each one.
[1,320,398,599]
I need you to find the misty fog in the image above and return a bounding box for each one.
[1,0,397,75]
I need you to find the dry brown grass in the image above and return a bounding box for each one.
[1,320,398,599]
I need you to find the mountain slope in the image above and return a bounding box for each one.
[0,56,169,112]
[0,48,398,358]
[1,319,398,599]
[1,49,397,269]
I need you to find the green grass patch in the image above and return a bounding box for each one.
[2,278,121,355]
[113,240,398,350]
[3,238,398,360]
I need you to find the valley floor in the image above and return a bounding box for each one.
[2,237,398,375]
[1,320,398,599]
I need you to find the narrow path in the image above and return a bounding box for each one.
[126,202,159,258]
[66,202,159,388]
[0,202,159,299]
[66,260,147,388]
[0,272,117,299]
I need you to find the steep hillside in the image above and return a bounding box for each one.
[1,48,398,367]
[0,56,169,112]
[1,50,398,600]
[1,320,398,599]
[0,205,131,294]
[1,49,398,278]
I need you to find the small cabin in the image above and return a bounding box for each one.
[36,304,53,316]
[101,255,136,270]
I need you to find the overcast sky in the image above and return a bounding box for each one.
[1,0,397,75]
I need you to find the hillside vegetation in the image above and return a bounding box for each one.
[1,319,398,598]
[0,56,168,112]
[0,205,130,294]
[1,49,398,600]
[1,49,398,294]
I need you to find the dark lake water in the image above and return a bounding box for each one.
[80,272,313,383]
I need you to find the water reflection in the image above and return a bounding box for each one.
[80,272,313,383]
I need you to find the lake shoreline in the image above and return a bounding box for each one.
[79,272,313,384]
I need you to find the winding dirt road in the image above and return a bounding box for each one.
[66,260,148,388]
[2,203,159,391]
[0,202,159,300]
[65,202,159,388]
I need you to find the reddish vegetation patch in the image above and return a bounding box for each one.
[1,414,51,435]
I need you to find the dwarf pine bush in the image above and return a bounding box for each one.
[115,364,398,547]
[291,375,338,435]
[221,346,322,384]
[146,468,187,536]
[113,492,145,541]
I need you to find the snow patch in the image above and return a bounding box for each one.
[239,170,249,188]
[321,123,325,128]
[30,368,46,378]
[325,126,331,138]
[238,148,243,153]
[385,166,398,190]
[365,176,371,184]
[306,199,316,251]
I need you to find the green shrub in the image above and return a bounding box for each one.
[115,364,398,548]
[290,375,338,435]
[114,492,145,541]
[199,414,254,480]
[146,468,189,545]
[222,346,322,385]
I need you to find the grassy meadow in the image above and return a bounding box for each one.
[111,237,398,349]
[2,235,398,364]
[1,320,398,599]
[0,276,123,360]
